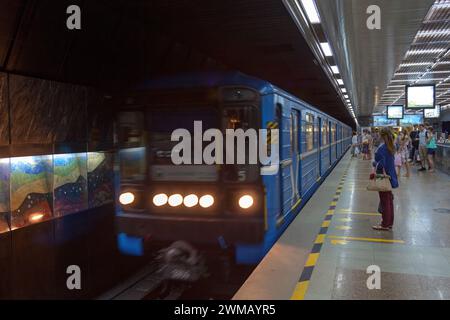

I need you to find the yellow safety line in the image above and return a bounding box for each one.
[291,281,309,300]
[315,234,326,244]
[304,253,320,267]
[290,160,351,300]
[337,211,380,216]
[328,235,405,244]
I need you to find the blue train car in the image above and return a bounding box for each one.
[113,72,352,264]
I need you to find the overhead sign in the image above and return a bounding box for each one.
[424,105,441,119]
[400,114,423,126]
[373,115,397,127]
[406,85,435,109]
[387,105,404,119]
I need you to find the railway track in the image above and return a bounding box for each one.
[98,241,253,300]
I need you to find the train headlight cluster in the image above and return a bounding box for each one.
[238,195,254,209]
[119,192,135,205]
[168,194,183,207]
[152,193,214,208]
[183,194,199,208]
[152,193,168,207]
[199,195,214,208]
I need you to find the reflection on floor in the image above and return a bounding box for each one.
[306,156,450,300]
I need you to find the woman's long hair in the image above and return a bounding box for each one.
[380,128,395,155]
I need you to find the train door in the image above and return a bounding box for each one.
[291,109,301,202]
[329,120,332,164]
[278,103,291,221]
[318,117,323,176]
[335,124,339,158]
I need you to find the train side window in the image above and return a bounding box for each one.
[291,111,299,155]
[322,120,328,146]
[305,113,314,152]
[331,123,336,143]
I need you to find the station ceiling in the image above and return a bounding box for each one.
[315,0,435,118]
[0,0,354,125]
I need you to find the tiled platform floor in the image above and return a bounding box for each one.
[306,155,450,300]
[234,152,450,300]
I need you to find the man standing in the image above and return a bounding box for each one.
[409,125,419,163]
[418,124,429,172]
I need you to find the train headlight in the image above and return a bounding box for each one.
[199,195,214,208]
[119,192,135,205]
[168,194,183,207]
[153,193,168,207]
[183,194,199,208]
[238,195,254,209]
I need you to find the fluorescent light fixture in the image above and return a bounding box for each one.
[399,62,432,67]
[406,48,445,56]
[337,79,344,85]
[344,94,349,98]
[331,66,339,74]
[417,29,450,37]
[300,0,321,24]
[342,88,347,93]
[320,42,333,57]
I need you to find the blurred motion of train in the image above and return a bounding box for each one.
[112,72,352,264]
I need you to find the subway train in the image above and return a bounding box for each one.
[113,72,352,264]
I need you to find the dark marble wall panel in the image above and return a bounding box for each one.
[0,73,8,146]
[54,211,91,299]
[9,75,87,145]
[11,221,56,299]
[0,232,12,299]
[0,1,25,67]
[0,71,140,299]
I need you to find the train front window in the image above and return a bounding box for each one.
[222,106,259,183]
[147,107,220,182]
[118,112,147,181]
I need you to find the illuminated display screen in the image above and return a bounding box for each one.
[424,105,441,119]
[400,114,423,126]
[88,152,114,208]
[0,151,114,230]
[406,85,435,109]
[373,116,397,127]
[10,155,53,228]
[53,153,88,217]
[0,158,10,233]
[387,105,404,119]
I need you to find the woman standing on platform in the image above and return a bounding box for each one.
[399,129,411,177]
[373,128,399,231]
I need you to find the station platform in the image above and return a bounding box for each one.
[234,152,450,300]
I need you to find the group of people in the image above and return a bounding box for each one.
[351,128,381,161]
[350,124,438,231]
[351,124,438,175]
[409,124,438,173]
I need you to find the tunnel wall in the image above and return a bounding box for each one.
[0,71,143,299]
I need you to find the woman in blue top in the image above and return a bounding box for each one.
[373,128,399,231]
